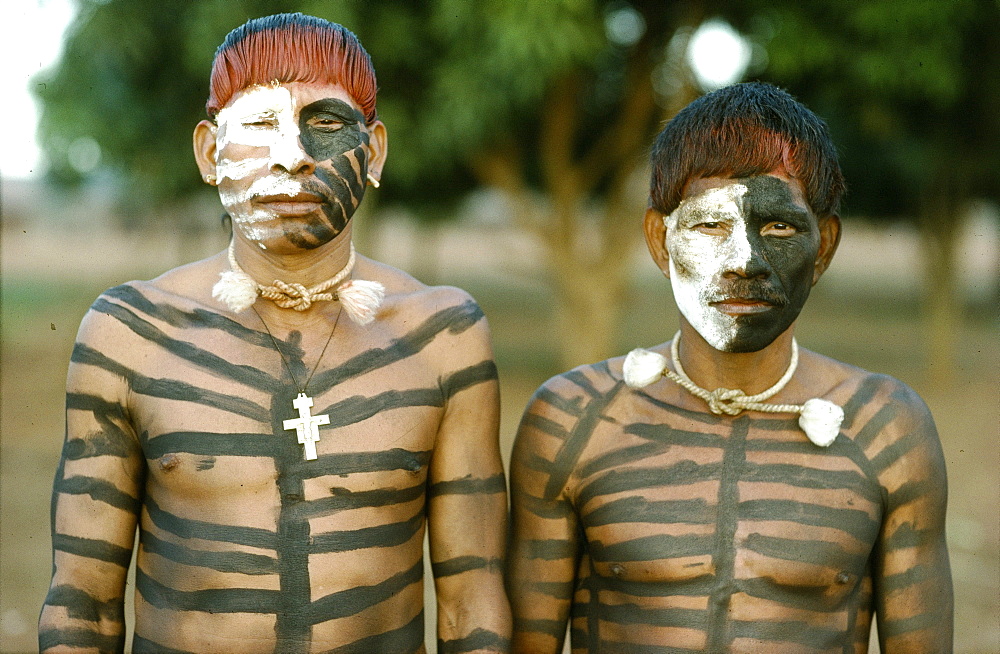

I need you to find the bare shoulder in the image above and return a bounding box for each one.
[798,348,933,430]
[358,256,492,338]
[514,360,624,470]
[800,350,942,482]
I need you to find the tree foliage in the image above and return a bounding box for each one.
[36,0,998,369]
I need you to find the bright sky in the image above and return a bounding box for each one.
[1,0,76,179]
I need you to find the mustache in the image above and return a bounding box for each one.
[707,280,787,307]
[246,174,330,202]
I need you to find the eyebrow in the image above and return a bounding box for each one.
[300,98,364,123]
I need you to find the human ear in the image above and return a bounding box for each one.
[812,214,842,284]
[364,120,388,184]
[643,207,670,278]
[192,120,219,185]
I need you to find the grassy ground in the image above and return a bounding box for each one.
[1,226,997,652]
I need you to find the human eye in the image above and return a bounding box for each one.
[308,115,344,130]
[243,114,276,128]
[761,221,798,236]
[693,221,727,235]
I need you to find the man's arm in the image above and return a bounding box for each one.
[427,294,511,653]
[38,307,144,653]
[870,383,953,653]
[507,383,581,654]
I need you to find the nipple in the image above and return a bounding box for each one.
[158,453,180,471]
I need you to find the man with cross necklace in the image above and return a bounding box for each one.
[507,83,953,652]
[40,14,510,653]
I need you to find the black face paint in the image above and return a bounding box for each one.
[292,98,370,246]
[723,175,820,352]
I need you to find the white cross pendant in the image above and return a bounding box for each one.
[283,393,330,461]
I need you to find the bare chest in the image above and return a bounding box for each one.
[571,414,882,603]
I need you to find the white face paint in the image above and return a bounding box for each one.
[665,184,751,349]
[213,85,314,242]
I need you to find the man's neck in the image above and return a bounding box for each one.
[231,224,355,288]
[676,321,796,396]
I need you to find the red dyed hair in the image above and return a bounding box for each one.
[206,14,378,123]
[650,83,844,218]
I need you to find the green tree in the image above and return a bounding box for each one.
[743,0,1000,382]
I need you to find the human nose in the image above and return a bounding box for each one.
[269,129,315,175]
[721,224,770,279]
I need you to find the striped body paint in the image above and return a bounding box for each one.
[509,358,952,653]
[40,269,509,653]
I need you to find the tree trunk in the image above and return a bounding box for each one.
[919,186,963,387]
[550,247,630,370]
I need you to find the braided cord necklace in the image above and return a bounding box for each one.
[623,331,845,447]
[252,305,343,461]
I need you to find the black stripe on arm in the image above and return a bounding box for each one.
[878,563,934,595]
[523,538,576,561]
[52,533,133,567]
[42,585,125,623]
[520,412,570,441]
[877,611,940,637]
[56,475,141,514]
[532,387,585,419]
[543,379,625,499]
[441,360,498,400]
[429,473,506,499]
[439,628,510,653]
[432,555,503,578]
[39,628,124,653]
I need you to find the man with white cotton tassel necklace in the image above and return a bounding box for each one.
[41,14,510,654]
[508,83,952,653]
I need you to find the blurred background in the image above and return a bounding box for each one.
[1,1,997,652]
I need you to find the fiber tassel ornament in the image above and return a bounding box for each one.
[623,348,669,388]
[335,279,385,326]
[213,270,259,313]
[622,332,843,447]
[797,398,845,447]
[214,241,385,325]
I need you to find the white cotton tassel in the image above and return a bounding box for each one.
[623,348,669,388]
[798,398,844,447]
[212,270,259,312]
[336,279,385,326]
